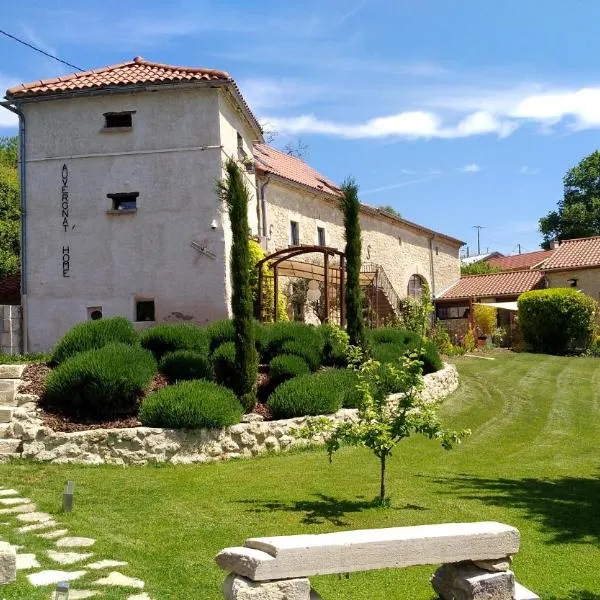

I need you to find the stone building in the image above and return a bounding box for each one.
[2,57,463,352]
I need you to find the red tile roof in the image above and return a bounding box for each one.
[6,57,230,98]
[539,236,600,270]
[487,249,554,271]
[438,270,545,300]
[253,143,341,196]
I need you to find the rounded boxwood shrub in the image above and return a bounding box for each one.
[422,341,443,374]
[44,343,157,419]
[280,339,321,371]
[368,327,421,347]
[518,288,598,354]
[261,321,324,363]
[140,323,208,361]
[269,353,310,386]
[320,323,349,367]
[51,316,138,365]
[211,341,236,388]
[159,350,212,382]
[139,380,243,429]
[206,319,235,353]
[267,369,355,419]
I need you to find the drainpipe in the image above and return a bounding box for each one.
[1,101,27,353]
[428,236,436,296]
[259,176,270,249]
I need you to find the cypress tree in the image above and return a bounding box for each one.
[340,178,366,349]
[217,158,258,410]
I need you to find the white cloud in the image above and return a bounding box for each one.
[460,163,482,173]
[362,174,442,195]
[519,166,540,175]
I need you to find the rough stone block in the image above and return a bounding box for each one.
[0,540,16,584]
[473,558,511,572]
[514,581,540,600]
[432,562,515,600]
[216,522,520,581]
[0,407,13,423]
[223,574,312,600]
[0,365,25,380]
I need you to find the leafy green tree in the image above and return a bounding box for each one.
[340,178,366,348]
[378,205,401,218]
[217,159,258,410]
[460,261,500,276]
[299,347,469,503]
[540,150,600,248]
[0,137,20,278]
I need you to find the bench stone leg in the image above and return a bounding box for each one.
[432,562,514,600]
[223,574,319,600]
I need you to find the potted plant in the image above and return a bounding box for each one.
[473,304,497,348]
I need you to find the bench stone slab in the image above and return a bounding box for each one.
[0,540,16,584]
[224,574,318,600]
[432,562,515,600]
[514,582,540,600]
[216,522,519,581]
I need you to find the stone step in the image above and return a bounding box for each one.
[0,439,21,455]
[14,393,37,406]
[0,407,13,423]
[0,380,16,406]
[0,424,12,438]
[0,365,26,380]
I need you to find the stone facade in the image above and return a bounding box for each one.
[545,267,600,303]
[6,364,458,466]
[0,305,21,355]
[262,178,461,299]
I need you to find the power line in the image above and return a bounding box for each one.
[0,29,85,72]
[472,225,485,255]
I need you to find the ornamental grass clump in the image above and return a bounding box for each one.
[159,350,212,382]
[140,323,209,361]
[139,380,243,429]
[44,343,157,419]
[51,316,138,365]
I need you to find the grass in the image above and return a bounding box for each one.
[1,351,599,599]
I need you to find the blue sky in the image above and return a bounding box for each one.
[2,0,600,255]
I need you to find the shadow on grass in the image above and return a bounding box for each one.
[429,474,600,544]
[237,493,427,526]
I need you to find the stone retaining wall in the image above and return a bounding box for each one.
[12,364,459,466]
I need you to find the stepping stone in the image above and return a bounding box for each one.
[0,497,32,505]
[0,489,18,496]
[128,594,152,600]
[16,510,52,522]
[86,559,128,570]
[38,529,69,539]
[19,520,58,533]
[93,571,144,589]
[51,592,100,600]
[28,569,87,586]
[1,503,37,514]
[48,550,94,565]
[16,553,40,569]
[56,537,95,548]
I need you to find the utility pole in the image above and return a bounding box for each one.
[518,243,521,255]
[472,225,485,255]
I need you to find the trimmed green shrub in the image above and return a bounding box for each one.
[159,350,212,382]
[518,288,598,354]
[262,321,325,364]
[267,369,355,419]
[280,340,321,371]
[139,380,243,429]
[269,354,310,386]
[320,323,349,367]
[422,341,443,374]
[368,327,421,347]
[206,319,235,353]
[44,343,156,419]
[140,323,208,361]
[211,341,236,388]
[51,317,138,365]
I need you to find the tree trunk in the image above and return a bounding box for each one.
[379,452,386,502]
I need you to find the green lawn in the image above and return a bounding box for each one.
[1,352,599,599]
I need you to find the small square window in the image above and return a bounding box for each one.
[104,112,133,129]
[317,227,326,246]
[108,192,139,212]
[87,306,103,321]
[237,131,247,160]
[290,221,300,246]
[136,300,155,322]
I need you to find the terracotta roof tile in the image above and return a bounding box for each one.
[487,249,555,271]
[539,236,600,270]
[439,270,545,300]
[253,143,341,196]
[6,57,230,98]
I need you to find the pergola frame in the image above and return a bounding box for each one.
[256,245,346,324]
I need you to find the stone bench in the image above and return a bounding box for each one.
[215,522,539,600]
[0,541,16,585]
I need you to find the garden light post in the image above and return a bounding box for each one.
[55,581,69,599]
[62,480,75,512]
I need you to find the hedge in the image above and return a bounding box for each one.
[267,369,359,419]
[44,343,157,419]
[139,380,243,429]
[159,350,212,382]
[518,288,597,354]
[269,354,310,386]
[211,341,236,388]
[140,323,208,361]
[51,316,138,365]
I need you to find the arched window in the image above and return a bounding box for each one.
[407,274,426,298]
